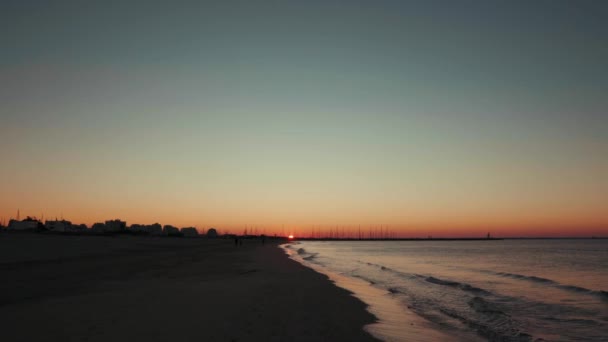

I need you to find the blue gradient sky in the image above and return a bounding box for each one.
[1,1,607,236]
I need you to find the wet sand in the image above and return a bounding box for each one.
[0,234,377,341]
[284,244,461,342]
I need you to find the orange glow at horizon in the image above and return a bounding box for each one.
[0,203,606,238]
[2,160,607,238]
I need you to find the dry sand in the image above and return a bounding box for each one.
[0,233,378,341]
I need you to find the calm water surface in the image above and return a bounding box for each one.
[284,239,608,342]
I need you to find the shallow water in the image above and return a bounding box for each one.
[284,239,608,341]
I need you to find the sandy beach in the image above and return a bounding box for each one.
[0,234,377,341]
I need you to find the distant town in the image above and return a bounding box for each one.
[2,215,604,241]
[0,212,219,238]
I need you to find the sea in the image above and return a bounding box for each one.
[282,239,608,342]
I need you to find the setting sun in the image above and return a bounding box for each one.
[288,235,294,240]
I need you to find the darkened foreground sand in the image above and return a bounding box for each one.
[0,234,377,341]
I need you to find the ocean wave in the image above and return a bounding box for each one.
[436,302,531,342]
[284,241,301,248]
[468,296,507,316]
[404,287,536,342]
[359,261,600,340]
[424,276,492,295]
[351,274,377,285]
[303,253,318,261]
[488,271,608,300]
[462,297,533,342]
[387,287,400,294]
[360,261,494,297]
[426,276,459,287]
[461,284,492,295]
[544,316,602,326]
[290,241,607,342]
[495,272,555,284]
[293,247,321,262]
[361,261,416,279]
[364,261,395,272]
[555,285,608,301]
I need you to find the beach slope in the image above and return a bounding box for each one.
[0,234,377,341]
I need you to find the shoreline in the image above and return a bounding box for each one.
[283,242,461,342]
[0,234,377,341]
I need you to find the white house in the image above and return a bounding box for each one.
[8,218,41,231]
[45,220,72,232]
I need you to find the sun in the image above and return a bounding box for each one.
[288,234,294,239]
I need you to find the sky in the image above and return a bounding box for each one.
[1,1,607,237]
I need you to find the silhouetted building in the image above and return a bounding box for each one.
[129,224,145,233]
[105,219,126,233]
[73,223,88,232]
[147,223,163,235]
[207,228,218,238]
[45,220,72,232]
[91,222,106,233]
[8,217,42,231]
[163,225,180,236]
[130,223,162,234]
[181,227,198,237]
